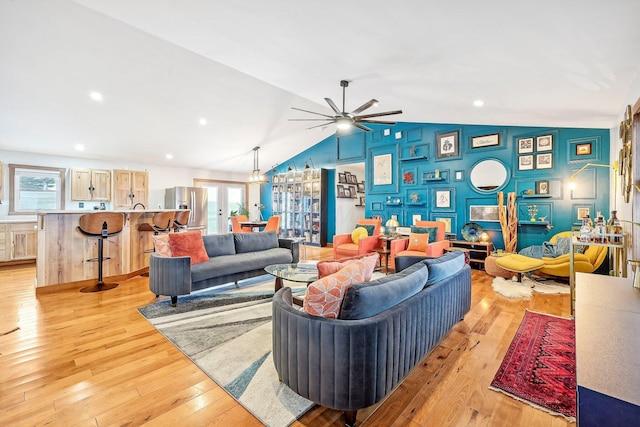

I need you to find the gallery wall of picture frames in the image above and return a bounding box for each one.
[337,171,364,199]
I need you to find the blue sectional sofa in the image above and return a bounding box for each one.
[272,250,471,426]
[149,231,299,305]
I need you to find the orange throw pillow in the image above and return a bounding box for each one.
[152,234,172,257]
[303,259,367,318]
[168,231,209,265]
[316,252,379,282]
[407,232,429,252]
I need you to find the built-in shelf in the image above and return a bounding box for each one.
[520,194,552,199]
[519,221,551,226]
[406,202,426,207]
[386,202,403,206]
[424,177,445,182]
[399,155,428,162]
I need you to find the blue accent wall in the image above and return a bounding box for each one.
[262,121,610,250]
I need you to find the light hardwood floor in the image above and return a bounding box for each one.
[0,247,572,426]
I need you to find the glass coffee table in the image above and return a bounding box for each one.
[265,263,318,306]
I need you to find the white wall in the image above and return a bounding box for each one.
[335,162,366,235]
[0,149,256,218]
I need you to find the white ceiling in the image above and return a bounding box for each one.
[1,0,639,173]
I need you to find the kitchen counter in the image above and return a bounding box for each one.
[0,215,38,223]
[35,209,189,292]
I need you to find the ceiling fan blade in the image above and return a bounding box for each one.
[290,106,334,118]
[324,98,342,114]
[358,119,397,125]
[353,122,372,132]
[306,122,333,130]
[289,118,336,121]
[350,99,378,115]
[355,109,403,120]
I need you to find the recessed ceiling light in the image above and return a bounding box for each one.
[89,91,103,102]
[165,154,173,160]
[473,99,484,107]
[199,118,207,126]
[74,144,85,151]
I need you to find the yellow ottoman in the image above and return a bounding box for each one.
[485,255,514,279]
[495,254,545,282]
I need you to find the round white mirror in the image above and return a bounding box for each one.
[469,159,509,193]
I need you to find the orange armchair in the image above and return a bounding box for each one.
[229,216,248,233]
[333,218,382,259]
[389,220,451,270]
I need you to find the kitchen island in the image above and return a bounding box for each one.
[36,209,188,293]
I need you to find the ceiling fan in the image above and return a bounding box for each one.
[289,80,402,132]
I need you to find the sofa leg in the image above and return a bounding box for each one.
[344,410,357,427]
[234,281,239,288]
[155,294,159,298]
[171,296,177,306]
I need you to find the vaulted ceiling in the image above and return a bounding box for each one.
[1,0,639,173]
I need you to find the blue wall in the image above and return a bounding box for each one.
[262,121,610,250]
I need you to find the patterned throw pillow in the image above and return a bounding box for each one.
[316,252,379,281]
[168,231,209,265]
[303,259,367,318]
[411,226,439,243]
[351,227,369,244]
[152,234,172,257]
[355,224,376,236]
[407,232,429,252]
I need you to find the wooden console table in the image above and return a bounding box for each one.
[575,273,640,425]
[448,240,493,270]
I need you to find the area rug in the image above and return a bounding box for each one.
[491,276,570,298]
[138,276,314,427]
[490,310,576,421]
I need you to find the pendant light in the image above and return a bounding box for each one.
[249,146,267,183]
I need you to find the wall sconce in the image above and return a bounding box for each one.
[287,161,297,172]
[304,158,315,169]
[569,162,618,190]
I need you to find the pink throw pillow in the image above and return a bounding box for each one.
[316,252,379,282]
[152,234,172,257]
[168,231,209,265]
[303,259,367,318]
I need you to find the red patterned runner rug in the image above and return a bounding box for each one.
[490,310,576,421]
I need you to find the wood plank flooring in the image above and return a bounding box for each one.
[0,247,572,426]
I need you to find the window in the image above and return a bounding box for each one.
[9,164,66,214]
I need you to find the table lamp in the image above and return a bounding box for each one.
[385,218,400,236]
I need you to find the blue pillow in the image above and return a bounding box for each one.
[411,226,438,243]
[355,224,376,236]
[339,262,428,320]
[421,250,465,286]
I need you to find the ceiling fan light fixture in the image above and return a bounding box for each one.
[336,116,352,130]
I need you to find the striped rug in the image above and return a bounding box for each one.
[138,276,314,427]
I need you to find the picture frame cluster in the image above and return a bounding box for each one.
[517,134,553,171]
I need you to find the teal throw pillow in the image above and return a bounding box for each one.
[355,224,376,236]
[411,226,438,244]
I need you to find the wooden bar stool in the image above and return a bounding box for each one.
[138,211,176,253]
[77,212,126,293]
[172,209,191,232]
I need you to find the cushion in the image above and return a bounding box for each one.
[152,234,172,257]
[316,252,379,281]
[421,250,466,286]
[411,226,438,243]
[303,259,367,318]
[202,233,236,257]
[407,232,429,252]
[351,227,369,244]
[233,231,279,253]
[355,223,376,236]
[339,261,428,320]
[168,231,209,265]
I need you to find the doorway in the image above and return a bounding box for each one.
[195,180,247,234]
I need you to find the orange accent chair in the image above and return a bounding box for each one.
[236,214,253,232]
[389,220,451,270]
[230,216,248,233]
[263,215,281,233]
[332,218,382,259]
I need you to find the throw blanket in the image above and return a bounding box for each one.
[519,237,583,259]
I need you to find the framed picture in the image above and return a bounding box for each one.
[435,217,452,233]
[576,143,592,156]
[536,180,550,195]
[577,207,590,220]
[337,185,346,197]
[518,155,534,171]
[454,170,464,181]
[359,196,365,206]
[469,205,500,222]
[436,131,459,159]
[518,137,534,154]
[373,153,392,185]
[412,214,422,225]
[536,135,553,152]
[338,172,347,183]
[347,173,358,184]
[536,153,553,169]
[344,187,351,198]
[471,133,500,149]
[402,167,416,184]
[348,185,357,198]
[371,201,384,211]
[356,182,365,193]
[435,190,451,208]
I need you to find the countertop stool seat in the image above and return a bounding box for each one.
[172,210,191,232]
[138,211,176,253]
[77,212,126,293]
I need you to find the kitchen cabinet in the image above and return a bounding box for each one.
[70,168,111,201]
[0,222,37,262]
[113,170,148,209]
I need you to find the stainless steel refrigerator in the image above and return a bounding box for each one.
[164,187,208,231]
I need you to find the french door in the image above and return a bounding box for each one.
[196,181,247,234]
